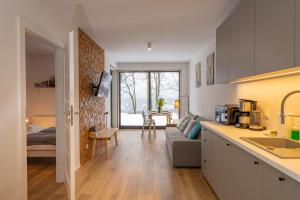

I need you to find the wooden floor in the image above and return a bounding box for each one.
[76,130,217,200]
[27,157,67,200]
[27,130,217,200]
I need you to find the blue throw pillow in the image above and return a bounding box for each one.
[188,122,201,139]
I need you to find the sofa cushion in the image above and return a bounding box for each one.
[166,127,185,159]
[188,123,202,140]
[178,118,191,132]
[176,116,189,129]
[166,127,186,142]
[165,126,202,167]
[182,119,197,137]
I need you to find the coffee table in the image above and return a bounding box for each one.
[89,128,119,160]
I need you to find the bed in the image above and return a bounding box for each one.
[27,116,56,157]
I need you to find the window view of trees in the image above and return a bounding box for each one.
[121,73,137,114]
[151,72,179,112]
[120,72,179,127]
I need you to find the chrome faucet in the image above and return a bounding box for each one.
[280,91,300,124]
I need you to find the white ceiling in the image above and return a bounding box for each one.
[47,0,239,62]
[26,32,56,56]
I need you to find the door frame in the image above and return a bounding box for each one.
[17,16,65,199]
[118,70,181,129]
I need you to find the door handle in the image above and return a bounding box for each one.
[278,177,285,182]
[70,105,73,126]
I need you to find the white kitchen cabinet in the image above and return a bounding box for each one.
[261,162,300,200]
[211,134,232,200]
[295,0,300,66]
[229,0,255,80]
[201,126,300,200]
[229,144,262,200]
[255,0,295,74]
[201,128,213,184]
[284,175,300,200]
[210,133,261,200]
[216,0,298,81]
[216,18,230,83]
[216,0,255,82]
[261,162,284,200]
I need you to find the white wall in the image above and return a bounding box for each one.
[189,38,237,120]
[26,54,56,118]
[111,70,119,128]
[104,52,117,128]
[0,1,67,199]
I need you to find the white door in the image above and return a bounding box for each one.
[64,30,75,200]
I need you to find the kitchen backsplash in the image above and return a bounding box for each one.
[236,74,300,131]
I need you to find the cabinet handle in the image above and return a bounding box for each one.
[278,177,285,182]
[226,143,230,146]
[204,160,207,163]
[254,161,259,165]
[203,139,207,142]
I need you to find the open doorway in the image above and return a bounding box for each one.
[25,31,66,198]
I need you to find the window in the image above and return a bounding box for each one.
[150,72,179,126]
[119,71,180,128]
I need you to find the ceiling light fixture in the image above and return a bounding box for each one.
[147,42,152,51]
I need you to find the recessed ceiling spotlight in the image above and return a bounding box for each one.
[147,42,152,51]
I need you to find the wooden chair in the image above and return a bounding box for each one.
[141,111,156,138]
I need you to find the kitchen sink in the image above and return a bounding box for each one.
[241,137,300,159]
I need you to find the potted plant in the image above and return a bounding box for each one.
[157,98,167,113]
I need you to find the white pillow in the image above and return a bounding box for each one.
[28,124,44,134]
[183,120,197,137]
[176,116,189,129]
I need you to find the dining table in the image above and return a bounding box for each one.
[147,111,173,132]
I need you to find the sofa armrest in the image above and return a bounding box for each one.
[172,139,201,167]
[166,123,177,127]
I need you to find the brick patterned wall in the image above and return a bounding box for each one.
[78,29,105,164]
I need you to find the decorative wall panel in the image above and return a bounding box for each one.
[78,29,105,164]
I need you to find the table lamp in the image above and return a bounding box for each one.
[174,100,180,109]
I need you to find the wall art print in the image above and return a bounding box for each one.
[206,52,215,85]
[195,62,201,87]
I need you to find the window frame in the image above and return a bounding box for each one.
[118,70,181,129]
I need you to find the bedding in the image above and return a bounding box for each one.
[27,124,44,134]
[27,127,56,146]
[27,145,56,150]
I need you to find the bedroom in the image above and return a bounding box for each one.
[25,31,65,198]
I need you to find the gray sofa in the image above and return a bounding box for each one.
[165,116,204,167]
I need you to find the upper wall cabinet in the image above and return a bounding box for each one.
[229,0,255,80]
[216,18,230,83]
[296,0,300,66]
[255,0,295,74]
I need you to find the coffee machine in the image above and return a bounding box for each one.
[235,99,257,129]
[215,105,239,125]
[249,110,264,131]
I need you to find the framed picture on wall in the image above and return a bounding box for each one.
[195,62,201,87]
[206,52,214,85]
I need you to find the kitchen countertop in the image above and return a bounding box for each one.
[201,121,300,183]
